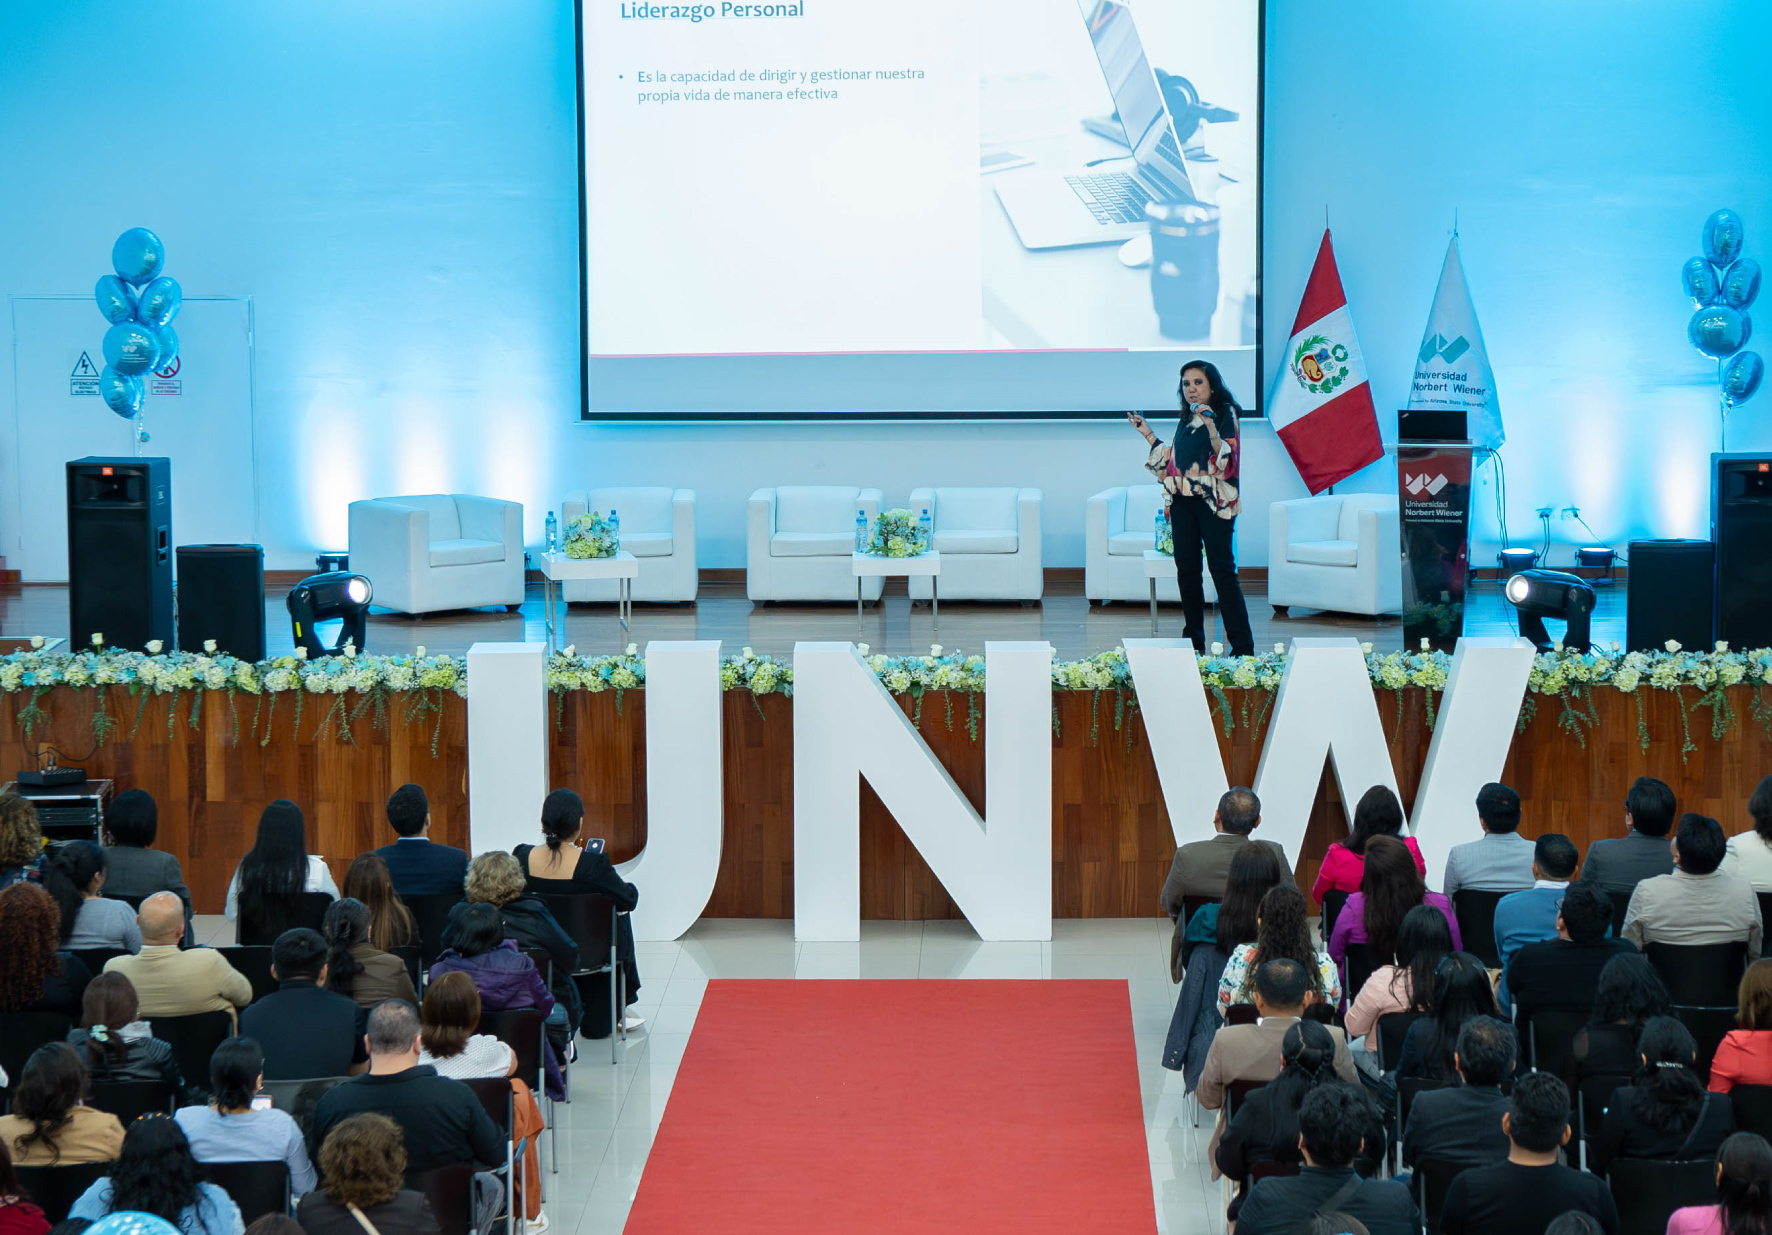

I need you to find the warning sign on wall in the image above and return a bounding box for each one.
[150,355,182,397]
[70,351,100,396]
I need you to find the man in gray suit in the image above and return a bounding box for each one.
[1581,776,1678,896]
[1623,812,1762,959]
[1443,783,1535,897]
[1159,787,1286,981]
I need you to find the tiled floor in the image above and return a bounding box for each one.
[194,913,1221,1234]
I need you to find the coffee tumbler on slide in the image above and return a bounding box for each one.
[1146,202,1219,341]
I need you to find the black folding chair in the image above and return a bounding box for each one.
[16,1162,113,1223]
[1645,940,1749,1007]
[1523,1008,1589,1078]
[1414,1159,1475,1235]
[217,946,278,1004]
[1451,890,1507,968]
[69,947,128,976]
[536,892,625,1062]
[1608,1158,1719,1235]
[1225,1003,1259,1026]
[1731,1083,1772,1138]
[480,1007,554,1177]
[104,892,145,911]
[404,893,466,969]
[1396,1077,1453,1144]
[1610,890,1635,938]
[1180,894,1220,936]
[206,1160,291,1224]
[238,892,334,946]
[151,1009,235,1091]
[86,1079,174,1122]
[0,1011,73,1109]
[260,1075,352,1137]
[463,1076,523,1215]
[1577,1072,1634,1168]
[1375,1010,1427,1072]
[410,1162,477,1235]
[1341,942,1378,1005]
[1321,890,1350,943]
[387,944,422,994]
[1673,1004,1739,1081]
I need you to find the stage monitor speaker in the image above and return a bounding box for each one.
[1625,539,1714,652]
[176,544,265,661]
[1715,453,1772,650]
[66,457,172,652]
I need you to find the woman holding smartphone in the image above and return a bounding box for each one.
[1127,360,1254,656]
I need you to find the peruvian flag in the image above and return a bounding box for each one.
[1266,231,1384,493]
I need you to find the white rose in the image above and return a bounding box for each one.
[856,643,870,656]
[1716,640,1731,653]
[146,640,164,655]
[415,645,428,658]
[91,633,104,647]
[1210,642,1224,656]
[625,643,638,657]
[742,647,754,659]
[930,644,943,657]
[1420,637,1431,651]
[1665,639,1682,653]
[294,647,309,660]
[1274,643,1285,655]
[204,639,218,654]
[561,645,575,658]
[1360,642,1374,655]
[30,636,44,650]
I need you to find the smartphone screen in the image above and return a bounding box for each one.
[251,1095,272,1111]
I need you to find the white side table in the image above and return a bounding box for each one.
[539,550,639,651]
[852,550,942,629]
[1144,549,1173,636]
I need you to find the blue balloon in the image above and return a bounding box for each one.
[152,323,178,372]
[95,274,138,324]
[1723,350,1764,403]
[1682,256,1719,305]
[84,1213,180,1235]
[136,276,181,328]
[112,227,165,286]
[1704,209,1746,267]
[99,365,144,418]
[1722,259,1762,310]
[103,321,159,375]
[1689,304,1752,359]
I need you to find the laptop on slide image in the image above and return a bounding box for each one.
[994,0,1200,250]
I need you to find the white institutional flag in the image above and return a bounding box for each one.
[1408,237,1504,450]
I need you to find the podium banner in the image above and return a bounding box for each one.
[1399,444,1474,651]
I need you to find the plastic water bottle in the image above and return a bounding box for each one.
[918,507,932,550]
[1155,510,1165,550]
[609,508,620,549]
[545,511,557,553]
[855,508,868,553]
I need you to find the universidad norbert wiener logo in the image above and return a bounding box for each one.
[1290,334,1350,395]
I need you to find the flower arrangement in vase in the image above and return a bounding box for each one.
[865,508,930,558]
[563,511,618,559]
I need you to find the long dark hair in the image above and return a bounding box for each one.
[79,971,138,1072]
[1267,1019,1339,1115]
[1360,836,1426,965]
[1751,776,1772,844]
[1422,953,1499,1078]
[107,1115,208,1226]
[209,1037,264,1113]
[237,800,308,942]
[540,789,583,852]
[1345,785,1406,857]
[11,1043,85,1165]
[1245,884,1322,999]
[1628,1016,1707,1134]
[322,898,370,999]
[0,1138,28,1208]
[44,840,106,946]
[1217,843,1285,955]
[1590,953,1670,1029]
[1393,904,1453,1013]
[1178,359,1241,423]
[1716,1132,1772,1235]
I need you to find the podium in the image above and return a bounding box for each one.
[1396,440,1476,651]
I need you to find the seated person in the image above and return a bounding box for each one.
[0,1043,125,1165]
[1623,812,1763,960]
[66,971,181,1092]
[1567,952,1670,1096]
[1712,960,1772,1093]
[444,850,582,1043]
[1504,881,1636,1021]
[97,789,193,926]
[1160,787,1285,983]
[1439,1072,1619,1235]
[0,794,47,890]
[1345,905,1452,1063]
[0,1142,46,1235]
[240,929,368,1080]
[322,898,418,1009]
[0,884,90,1016]
[1396,953,1516,1084]
[1231,1084,1418,1235]
[176,1037,317,1196]
[1311,785,1427,903]
[1442,782,1536,897]
[1726,776,1772,892]
[1326,836,1462,972]
[225,800,339,933]
[1218,884,1343,1016]
[342,854,416,951]
[372,784,467,900]
[1491,832,1585,1006]
[1667,1131,1772,1235]
[105,892,252,1023]
[297,1113,439,1235]
[429,902,562,1097]
[1199,959,1356,1171]
[69,1112,242,1235]
[1582,776,1678,896]
[46,842,140,954]
[1401,1016,1514,1170]
[309,1000,504,1180]
[1591,1016,1735,1176]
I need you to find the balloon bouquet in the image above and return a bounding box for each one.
[1683,210,1762,448]
[94,227,180,449]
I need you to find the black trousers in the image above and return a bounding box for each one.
[1169,494,1253,655]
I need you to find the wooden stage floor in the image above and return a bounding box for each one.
[0,577,1628,660]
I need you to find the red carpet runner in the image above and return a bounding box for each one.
[626,979,1156,1233]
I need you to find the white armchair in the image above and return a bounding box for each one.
[347,493,524,615]
[747,486,884,602]
[1267,493,1401,615]
[561,487,697,603]
[903,487,1042,601]
[1085,485,1216,604]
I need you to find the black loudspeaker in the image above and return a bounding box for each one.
[66,457,172,652]
[1625,539,1715,652]
[177,544,266,661]
[1715,454,1772,650]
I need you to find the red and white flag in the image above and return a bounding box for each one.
[1266,231,1384,493]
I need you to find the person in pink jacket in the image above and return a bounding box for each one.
[1665,1131,1772,1235]
[1311,785,1427,904]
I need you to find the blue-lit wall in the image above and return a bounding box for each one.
[2,1,1768,572]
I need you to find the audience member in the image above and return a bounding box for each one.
[1401,1016,1517,1170]
[104,892,252,1023]
[246,1218,302,1235]
[1345,905,1452,1064]
[225,800,340,938]
[1232,1084,1417,1235]
[175,1037,317,1196]
[1199,959,1357,1165]
[66,971,180,1091]
[309,1000,504,1179]
[45,843,139,953]
[516,788,643,1033]
[1439,1072,1619,1235]
[341,854,416,951]
[0,795,47,890]
[297,1113,439,1235]
[240,928,368,1080]
[97,790,192,923]
[443,850,581,1041]
[0,1044,124,1166]
[1160,787,1284,982]
[1442,782,1535,897]
[1327,836,1462,973]
[68,1114,242,1235]
[1591,1016,1735,1176]
[1219,884,1342,1015]
[1666,1131,1772,1235]
[1504,881,1636,1023]
[1623,812,1763,959]
[1582,776,1679,895]
[1711,959,1772,1093]
[0,884,90,1016]
[1724,775,1772,892]
[429,903,562,1094]
[322,898,417,1009]
[1310,785,1426,902]
[1568,953,1671,1094]
[1544,1215,1605,1235]
[372,784,467,899]
[1163,843,1284,1086]
[1490,832,1584,1009]
[1396,953,1514,1083]
[0,1142,48,1235]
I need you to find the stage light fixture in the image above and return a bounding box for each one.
[1497,547,1538,574]
[1576,545,1617,585]
[286,571,372,657]
[1504,568,1597,653]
